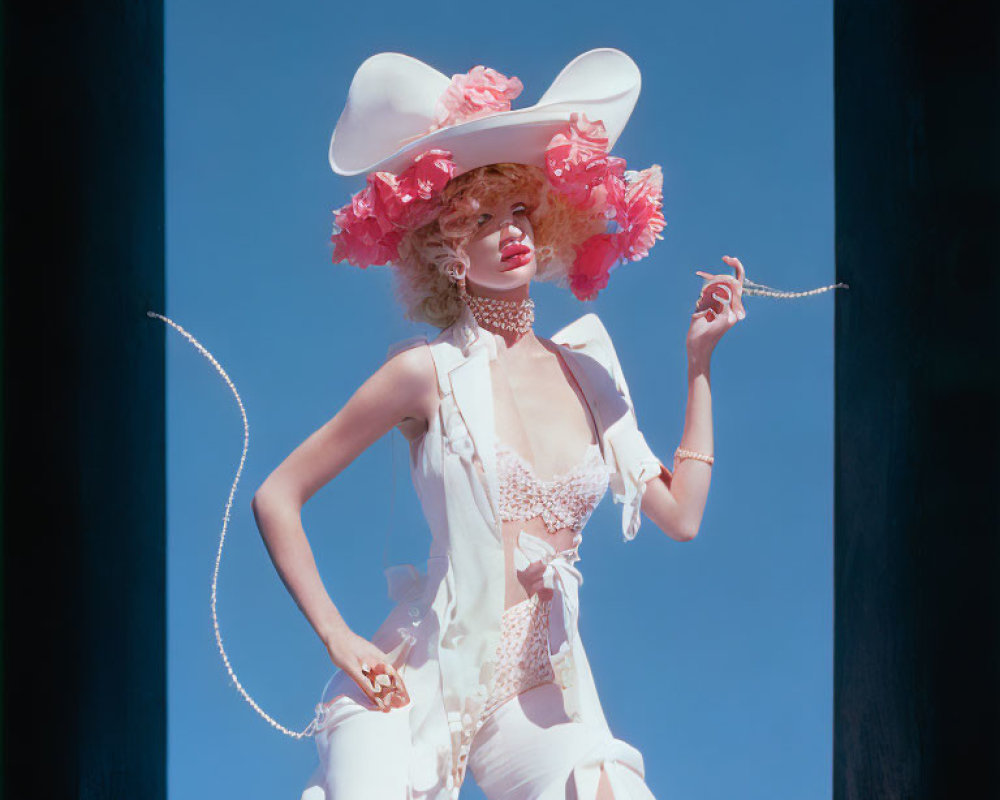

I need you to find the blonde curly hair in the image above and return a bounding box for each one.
[394,162,607,328]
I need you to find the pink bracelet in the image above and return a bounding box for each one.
[673,446,714,466]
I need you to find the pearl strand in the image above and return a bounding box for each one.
[146,310,321,740]
[463,293,535,335]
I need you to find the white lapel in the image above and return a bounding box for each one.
[551,313,633,465]
[448,351,500,513]
[441,307,501,525]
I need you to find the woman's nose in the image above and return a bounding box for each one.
[502,221,524,240]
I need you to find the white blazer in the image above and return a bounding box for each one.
[310,305,664,797]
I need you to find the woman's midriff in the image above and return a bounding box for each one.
[480,516,575,721]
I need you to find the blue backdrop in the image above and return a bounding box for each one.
[166,1,834,797]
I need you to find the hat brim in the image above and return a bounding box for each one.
[329,48,641,177]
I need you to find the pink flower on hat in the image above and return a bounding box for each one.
[542,116,666,299]
[587,156,627,219]
[569,233,622,301]
[404,149,458,199]
[617,165,666,261]
[331,149,457,268]
[430,66,523,131]
[331,204,404,268]
[544,113,614,209]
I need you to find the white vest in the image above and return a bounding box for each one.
[314,306,663,797]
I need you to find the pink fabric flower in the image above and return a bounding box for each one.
[586,156,627,221]
[563,166,665,297]
[430,66,523,131]
[402,149,456,199]
[568,233,624,301]
[331,203,404,268]
[331,149,457,268]
[544,113,614,209]
[543,113,668,299]
[617,165,666,261]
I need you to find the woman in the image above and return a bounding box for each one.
[251,50,746,799]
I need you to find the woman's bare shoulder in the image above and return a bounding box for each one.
[381,339,435,385]
[378,339,440,430]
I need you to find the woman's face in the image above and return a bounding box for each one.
[462,195,537,294]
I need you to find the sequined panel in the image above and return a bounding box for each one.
[496,443,609,534]
[480,598,555,719]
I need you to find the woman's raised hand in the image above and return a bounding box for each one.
[686,255,747,366]
[324,628,410,712]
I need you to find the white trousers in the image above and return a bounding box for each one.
[300,679,656,799]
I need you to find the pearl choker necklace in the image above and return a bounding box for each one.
[463,293,535,335]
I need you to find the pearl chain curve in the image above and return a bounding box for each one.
[146,310,320,740]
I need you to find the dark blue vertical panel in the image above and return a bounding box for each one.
[1,0,165,797]
[835,1,1000,797]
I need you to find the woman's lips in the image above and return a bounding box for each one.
[500,243,532,270]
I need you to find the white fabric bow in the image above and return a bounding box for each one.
[512,531,584,689]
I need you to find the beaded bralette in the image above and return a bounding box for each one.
[495,442,610,534]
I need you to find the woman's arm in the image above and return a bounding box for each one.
[248,342,438,698]
[640,361,714,542]
[640,255,747,542]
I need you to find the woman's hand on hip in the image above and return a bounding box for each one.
[686,255,747,367]
[325,628,410,711]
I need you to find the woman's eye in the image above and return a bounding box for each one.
[513,203,528,215]
[477,214,492,226]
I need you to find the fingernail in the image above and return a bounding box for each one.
[737,309,746,320]
[728,310,736,323]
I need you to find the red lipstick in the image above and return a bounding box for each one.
[500,242,532,270]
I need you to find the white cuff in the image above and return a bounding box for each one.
[606,422,663,541]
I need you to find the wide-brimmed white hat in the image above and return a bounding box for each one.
[329,48,642,178]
